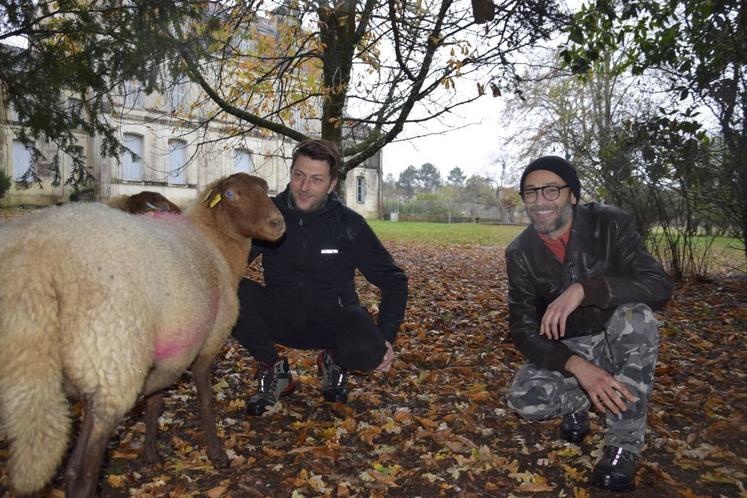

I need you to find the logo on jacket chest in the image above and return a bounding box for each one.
[321,249,339,254]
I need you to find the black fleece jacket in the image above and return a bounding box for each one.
[250,186,408,343]
[505,203,673,373]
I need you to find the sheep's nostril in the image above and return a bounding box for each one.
[270,217,284,229]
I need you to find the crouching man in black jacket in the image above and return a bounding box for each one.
[505,156,672,492]
[232,139,408,415]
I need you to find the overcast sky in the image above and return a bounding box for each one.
[380,93,523,185]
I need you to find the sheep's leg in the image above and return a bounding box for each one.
[65,399,117,498]
[191,355,229,468]
[142,392,164,464]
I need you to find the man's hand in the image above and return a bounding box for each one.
[565,355,637,415]
[540,282,585,340]
[375,341,395,372]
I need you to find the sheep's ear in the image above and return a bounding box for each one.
[200,189,214,205]
[200,188,223,208]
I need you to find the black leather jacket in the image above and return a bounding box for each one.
[505,203,673,373]
[250,186,408,342]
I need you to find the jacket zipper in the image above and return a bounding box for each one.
[298,217,305,301]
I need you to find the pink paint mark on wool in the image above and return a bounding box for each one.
[155,333,201,361]
[154,291,221,361]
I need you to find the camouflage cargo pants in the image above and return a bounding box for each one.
[507,303,659,454]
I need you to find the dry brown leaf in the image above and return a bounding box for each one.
[206,485,228,498]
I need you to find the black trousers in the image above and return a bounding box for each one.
[232,279,387,371]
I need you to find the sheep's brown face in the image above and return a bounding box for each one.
[219,173,285,241]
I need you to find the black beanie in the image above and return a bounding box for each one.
[519,156,581,200]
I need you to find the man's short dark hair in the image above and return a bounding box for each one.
[291,139,341,179]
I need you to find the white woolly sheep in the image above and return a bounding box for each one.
[0,173,285,497]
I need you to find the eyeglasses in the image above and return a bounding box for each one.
[520,185,569,203]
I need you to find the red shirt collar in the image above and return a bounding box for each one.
[537,224,571,262]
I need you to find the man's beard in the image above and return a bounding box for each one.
[289,190,329,213]
[527,201,574,235]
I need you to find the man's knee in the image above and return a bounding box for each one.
[507,387,553,421]
[507,376,558,421]
[339,339,385,371]
[611,303,659,346]
[335,306,386,371]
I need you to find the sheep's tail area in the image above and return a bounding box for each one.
[0,261,71,494]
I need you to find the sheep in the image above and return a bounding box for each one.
[0,173,285,497]
[107,190,182,215]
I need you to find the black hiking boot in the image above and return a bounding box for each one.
[591,446,638,492]
[317,350,349,403]
[560,411,590,443]
[246,358,295,416]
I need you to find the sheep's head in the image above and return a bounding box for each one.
[126,191,182,215]
[205,173,285,241]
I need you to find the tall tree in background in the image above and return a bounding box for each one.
[382,172,397,200]
[396,165,419,199]
[461,174,496,205]
[564,0,747,257]
[1,0,565,185]
[418,162,442,191]
[447,166,466,186]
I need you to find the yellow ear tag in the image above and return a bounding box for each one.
[200,189,214,204]
[209,193,222,208]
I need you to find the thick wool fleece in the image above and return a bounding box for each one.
[0,190,247,493]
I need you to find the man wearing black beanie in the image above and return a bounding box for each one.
[505,156,673,492]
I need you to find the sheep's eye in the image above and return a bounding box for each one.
[225,191,234,198]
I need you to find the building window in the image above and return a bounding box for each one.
[167,139,188,185]
[123,80,144,109]
[168,77,189,112]
[122,133,144,181]
[290,107,305,132]
[237,35,257,55]
[12,140,33,180]
[356,176,366,204]
[234,148,254,174]
[65,98,84,128]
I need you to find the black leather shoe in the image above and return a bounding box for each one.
[591,446,637,492]
[317,351,349,403]
[560,411,590,443]
[246,358,295,416]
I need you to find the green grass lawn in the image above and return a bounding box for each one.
[370,220,744,253]
[367,220,524,246]
[369,220,745,275]
[647,230,744,254]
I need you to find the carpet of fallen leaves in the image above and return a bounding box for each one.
[1,240,746,498]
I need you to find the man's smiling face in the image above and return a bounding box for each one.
[523,169,577,239]
[289,155,338,213]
